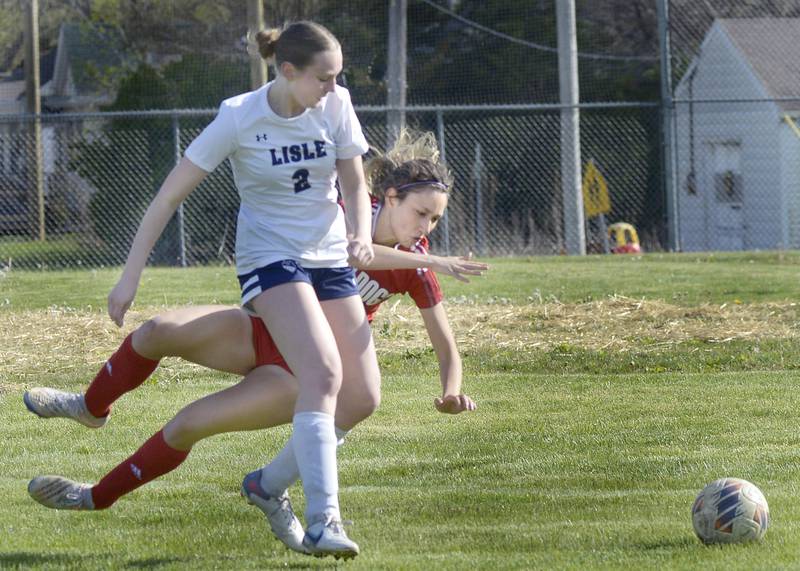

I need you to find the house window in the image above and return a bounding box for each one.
[710,142,743,203]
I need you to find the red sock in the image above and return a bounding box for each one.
[84,334,159,417]
[91,430,190,509]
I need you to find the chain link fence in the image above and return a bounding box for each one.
[669,1,800,251]
[0,1,676,269]
[0,102,663,268]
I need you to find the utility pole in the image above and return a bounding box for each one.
[556,0,585,255]
[387,0,407,147]
[657,0,679,251]
[247,0,267,89]
[23,0,45,241]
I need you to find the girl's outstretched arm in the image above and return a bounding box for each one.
[358,245,488,282]
[420,303,477,414]
[108,158,208,326]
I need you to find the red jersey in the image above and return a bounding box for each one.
[357,197,443,321]
[251,195,443,369]
[356,239,443,321]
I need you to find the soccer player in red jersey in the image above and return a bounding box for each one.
[25,131,485,555]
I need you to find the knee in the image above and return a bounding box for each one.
[162,410,204,450]
[362,386,381,418]
[337,383,381,428]
[302,355,343,398]
[132,316,171,354]
[353,393,380,425]
[355,370,382,420]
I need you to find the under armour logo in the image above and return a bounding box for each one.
[130,463,143,480]
[256,134,268,142]
[106,362,112,376]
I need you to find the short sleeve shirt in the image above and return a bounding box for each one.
[185,82,369,274]
[355,198,443,321]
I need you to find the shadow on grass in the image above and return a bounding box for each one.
[0,551,98,568]
[123,557,191,569]
[124,555,333,570]
[0,552,328,570]
[633,536,698,551]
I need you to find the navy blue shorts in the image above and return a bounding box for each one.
[238,260,358,306]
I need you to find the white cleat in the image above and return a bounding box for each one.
[241,470,308,554]
[23,387,108,428]
[28,475,95,510]
[303,516,360,560]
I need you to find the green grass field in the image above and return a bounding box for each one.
[1,252,799,570]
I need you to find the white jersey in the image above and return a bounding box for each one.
[185,82,369,274]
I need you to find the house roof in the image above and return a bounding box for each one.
[0,50,56,113]
[718,18,800,111]
[4,22,133,111]
[55,22,131,97]
[5,48,57,84]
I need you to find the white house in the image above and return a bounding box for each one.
[674,18,800,251]
[0,22,131,235]
[0,50,57,233]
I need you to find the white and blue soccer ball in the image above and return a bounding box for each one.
[691,477,769,544]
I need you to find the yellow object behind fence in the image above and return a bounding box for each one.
[582,159,611,218]
[608,222,641,253]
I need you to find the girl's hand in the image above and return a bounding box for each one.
[108,275,138,327]
[347,235,374,267]
[434,393,477,414]
[431,253,489,283]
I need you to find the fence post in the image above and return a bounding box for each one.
[24,0,45,242]
[657,0,679,251]
[473,142,485,256]
[436,109,451,256]
[247,0,267,89]
[556,0,585,255]
[172,115,187,267]
[386,0,407,147]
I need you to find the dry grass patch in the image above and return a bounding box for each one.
[1,306,206,382]
[371,295,800,355]
[2,297,799,380]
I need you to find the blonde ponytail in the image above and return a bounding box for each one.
[365,129,453,201]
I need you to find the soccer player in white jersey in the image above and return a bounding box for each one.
[25,132,485,557]
[51,21,373,559]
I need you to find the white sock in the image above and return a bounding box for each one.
[259,436,300,497]
[335,425,349,446]
[259,425,349,497]
[291,411,340,523]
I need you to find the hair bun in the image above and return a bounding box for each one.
[255,28,281,61]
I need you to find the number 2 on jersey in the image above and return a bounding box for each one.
[292,169,311,193]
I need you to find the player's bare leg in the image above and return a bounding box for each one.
[250,294,379,557]
[162,364,297,448]
[304,295,378,558]
[132,305,256,374]
[24,306,256,426]
[250,283,358,559]
[321,295,381,432]
[297,294,378,559]
[29,364,308,552]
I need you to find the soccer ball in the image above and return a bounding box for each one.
[691,478,769,544]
